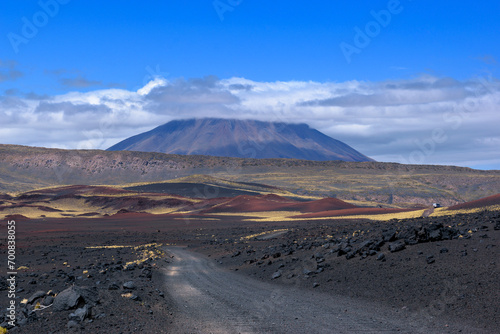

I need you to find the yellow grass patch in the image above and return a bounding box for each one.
[241,228,290,240]
[342,199,404,208]
[86,242,163,249]
[288,209,427,221]
[429,204,500,217]
[210,211,302,221]
[231,209,427,222]
[173,217,220,221]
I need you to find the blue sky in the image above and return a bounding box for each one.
[1,0,499,169]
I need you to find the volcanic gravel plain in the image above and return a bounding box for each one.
[0,185,499,333]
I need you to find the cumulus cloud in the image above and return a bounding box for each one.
[0,74,499,169]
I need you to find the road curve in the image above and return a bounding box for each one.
[162,246,479,334]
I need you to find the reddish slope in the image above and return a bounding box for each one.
[298,197,357,212]
[201,195,355,214]
[291,207,412,219]
[447,194,500,211]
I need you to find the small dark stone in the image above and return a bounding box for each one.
[388,240,406,253]
[382,230,397,242]
[271,270,282,279]
[141,268,152,279]
[122,281,136,290]
[41,295,54,306]
[28,290,46,304]
[53,287,82,311]
[440,248,449,253]
[426,255,435,264]
[129,294,141,301]
[429,229,442,241]
[376,253,386,261]
[69,305,89,323]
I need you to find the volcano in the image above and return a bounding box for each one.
[107,118,373,162]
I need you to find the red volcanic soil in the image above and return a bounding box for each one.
[201,195,355,214]
[291,207,413,219]
[5,214,29,220]
[1,208,499,333]
[447,193,500,211]
[297,197,357,212]
[180,196,232,212]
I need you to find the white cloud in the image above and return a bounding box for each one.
[0,75,499,168]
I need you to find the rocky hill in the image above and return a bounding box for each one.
[1,144,500,205]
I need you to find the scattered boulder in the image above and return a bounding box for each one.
[123,281,136,290]
[428,229,442,242]
[382,230,397,242]
[124,263,137,271]
[53,287,83,311]
[271,270,282,279]
[69,305,90,323]
[41,295,54,306]
[53,286,99,311]
[141,267,153,279]
[338,244,352,256]
[303,268,313,276]
[388,241,406,253]
[28,290,46,304]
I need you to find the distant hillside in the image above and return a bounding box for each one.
[107,118,373,162]
[1,144,500,206]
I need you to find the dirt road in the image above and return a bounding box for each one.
[163,247,482,334]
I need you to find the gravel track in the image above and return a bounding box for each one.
[163,246,482,334]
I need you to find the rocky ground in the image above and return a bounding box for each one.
[0,231,175,333]
[191,210,500,333]
[0,210,499,333]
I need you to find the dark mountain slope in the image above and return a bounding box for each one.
[107,118,373,162]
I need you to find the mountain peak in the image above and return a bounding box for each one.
[107,118,373,162]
